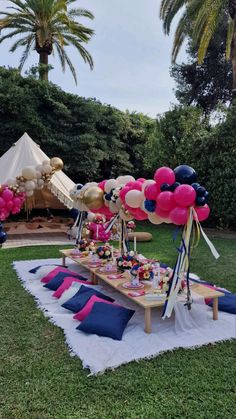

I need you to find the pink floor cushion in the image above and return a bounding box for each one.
[53,277,93,299]
[41,266,86,284]
[73,295,116,321]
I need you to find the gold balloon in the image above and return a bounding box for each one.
[50,157,64,171]
[83,186,104,210]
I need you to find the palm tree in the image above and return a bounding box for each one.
[160,0,236,99]
[0,0,94,83]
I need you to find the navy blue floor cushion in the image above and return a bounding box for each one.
[207,291,236,315]
[77,302,135,340]
[62,285,114,312]
[44,272,87,291]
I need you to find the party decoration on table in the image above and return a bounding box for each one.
[127,220,136,233]
[116,252,139,271]
[96,244,113,260]
[77,239,96,253]
[88,213,111,242]
[136,262,154,281]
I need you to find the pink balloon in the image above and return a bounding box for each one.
[12,207,21,215]
[137,178,146,183]
[98,180,107,191]
[119,186,130,202]
[155,206,170,219]
[154,167,175,187]
[130,181,143,191]
[144,183,160,200]
[2,188,14,202]
[132,207,148,220]
[194,205,210,222]
[0,197,5,209]
[6,200,13,210]
[170,206,189,225]
[156,191,175,211]
[174,185,196,207]
[13,197,21,207]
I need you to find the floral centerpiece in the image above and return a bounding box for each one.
[116,252,139,271]
[127,220,136,232]
[158,271,186,293]
[78,239,96,253]
[137,262,154,281]
[96,244,112,259]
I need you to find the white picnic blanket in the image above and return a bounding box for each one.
[13,259,236,375]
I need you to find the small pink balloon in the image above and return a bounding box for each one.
[137,178,146,183]
[154,167,175,187]
[119,186,130,202]
[98,180,107,191]
[170,206,189,225]
[0,197,5,209]
[6,200,13,210]
[144,183,160,200]
[174,185,196,207]
[155,205,170,219]
[13,197,21,207]
[131,181,143,191]
[2,188,14,202]
[156,191,175,211]
[194,205,210,222]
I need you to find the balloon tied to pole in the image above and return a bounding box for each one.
[70,166,219,319]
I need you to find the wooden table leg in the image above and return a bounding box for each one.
[91,272,98,285]
[145,308,152,333]
[62,255,66,267]
[213,297,218,320]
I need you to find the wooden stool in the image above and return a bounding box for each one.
[128,232,153,242]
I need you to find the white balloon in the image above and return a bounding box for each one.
[148,213,163,225]
[19,186,25,192]
[163,218,172,224]
[35,171,42,179]
[125,190,143,208]
[122,175,135,184]
[38,179,44,187]
[36,165,45,174]
[42,164,52,174]
[142,179,155,191]
[119,208,133,221]
[87,212,95,221]
[116,176,126,184]
[22,166,37,180]
[104,199,109,207]
[25,190,34,197]
[42,160,50,166]
[109,201,119,213]
[25,180,36,191]
[104,179,117,193]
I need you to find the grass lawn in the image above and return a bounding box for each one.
[0,223,236,419]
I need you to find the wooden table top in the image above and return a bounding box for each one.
[60,249,224,309]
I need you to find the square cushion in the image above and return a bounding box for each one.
[30,265,59,280]
[77,302,135,340]
[58,282,83,305]
[29,264,59,275]
[53,277,93,299]
[207,292,236,315]
[73,295,116,321]
[41,266,87,284]
[44,272,85,292]
[62,285,114,313]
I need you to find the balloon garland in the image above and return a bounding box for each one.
[0,157,64,245]
[70,165,219,318]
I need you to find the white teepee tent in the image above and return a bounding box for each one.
[0,133,75,209]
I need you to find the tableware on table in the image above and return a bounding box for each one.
[96,267,118,275]
[107,274,125,280]
[128,290,145,297]
[122,282,144,290]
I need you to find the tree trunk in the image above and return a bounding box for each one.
[39,51,49,82]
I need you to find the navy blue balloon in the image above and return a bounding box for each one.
[204,191,209,202]
[169,182,181,192]
[195,196,206,206]
[174,165,197,185]
[144,199,156,213]
[76,183,83,190]
[0,224,7,245]
[197,186,206,197]
[191,183,200,191]
[160,183,170,192]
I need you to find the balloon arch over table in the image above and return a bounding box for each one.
[70,165,218,319]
